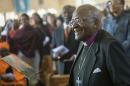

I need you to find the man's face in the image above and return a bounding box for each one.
[47,15,55,25]
[30,15,35,25]
[62,8,73,24]
[20,16,29,26]
[69,12,94,41]
[110,0,124,16]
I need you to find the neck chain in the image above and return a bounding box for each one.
[76,42,94,86]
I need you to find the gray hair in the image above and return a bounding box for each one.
[73,4,103,28]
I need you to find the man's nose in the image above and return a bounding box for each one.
[70,22,79,31]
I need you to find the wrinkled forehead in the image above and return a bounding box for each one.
[110,0,123,5]
[72,7,96,20]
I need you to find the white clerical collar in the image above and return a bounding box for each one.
[83,42,88,46]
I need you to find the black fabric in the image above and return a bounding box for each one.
[6,66,13,73]
[68,30,130,86]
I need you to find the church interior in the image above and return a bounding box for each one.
[0,0,130,86]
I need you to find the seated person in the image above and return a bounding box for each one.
[0,40,27,86]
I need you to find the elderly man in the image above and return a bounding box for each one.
[68,4,130,86]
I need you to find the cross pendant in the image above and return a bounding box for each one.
[76,76,82,86]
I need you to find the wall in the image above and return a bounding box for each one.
[0,0,14,12]
[30,0,76,14]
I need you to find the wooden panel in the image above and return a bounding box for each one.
[0,0,14,12]
[50,74,70,86]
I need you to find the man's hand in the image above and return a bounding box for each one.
[1,73,15,82]
[64,54,76,62]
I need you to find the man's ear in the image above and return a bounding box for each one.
[94,18,100,28]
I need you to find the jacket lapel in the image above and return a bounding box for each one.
[83,30,104,85]
[70,42,84,73]
[83,42,99,85]
[69,42,84,85]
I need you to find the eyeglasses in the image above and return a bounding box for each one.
[69,17,91,28]
[69,18,85,28]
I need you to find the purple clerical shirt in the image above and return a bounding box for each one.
[83,31,99,46]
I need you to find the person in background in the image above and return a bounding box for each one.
[0,36,10,57]
[12,13,43,86]
[51,16,64,50]
[44,13,57,56]
[102,0,130,57]
[68,4,130,86]
[0,38,27,86]
[0,26,3,33]
[30,13,45,37]
[51,16,64,74]
[42,14,48,26]
[0,19,13,41]
[61,5,79,74]
[8,19,20,54]
[46,13,57,38]
[102,1,113,30]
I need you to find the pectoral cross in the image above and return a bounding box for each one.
[76,77,82,86]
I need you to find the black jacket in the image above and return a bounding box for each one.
[68,30,130,86]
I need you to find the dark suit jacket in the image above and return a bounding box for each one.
[68,30,130,86]
[51,25,64,48]
[63,29,80,74]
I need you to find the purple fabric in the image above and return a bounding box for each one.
[84,31,99,46]
[13,25,42,58]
